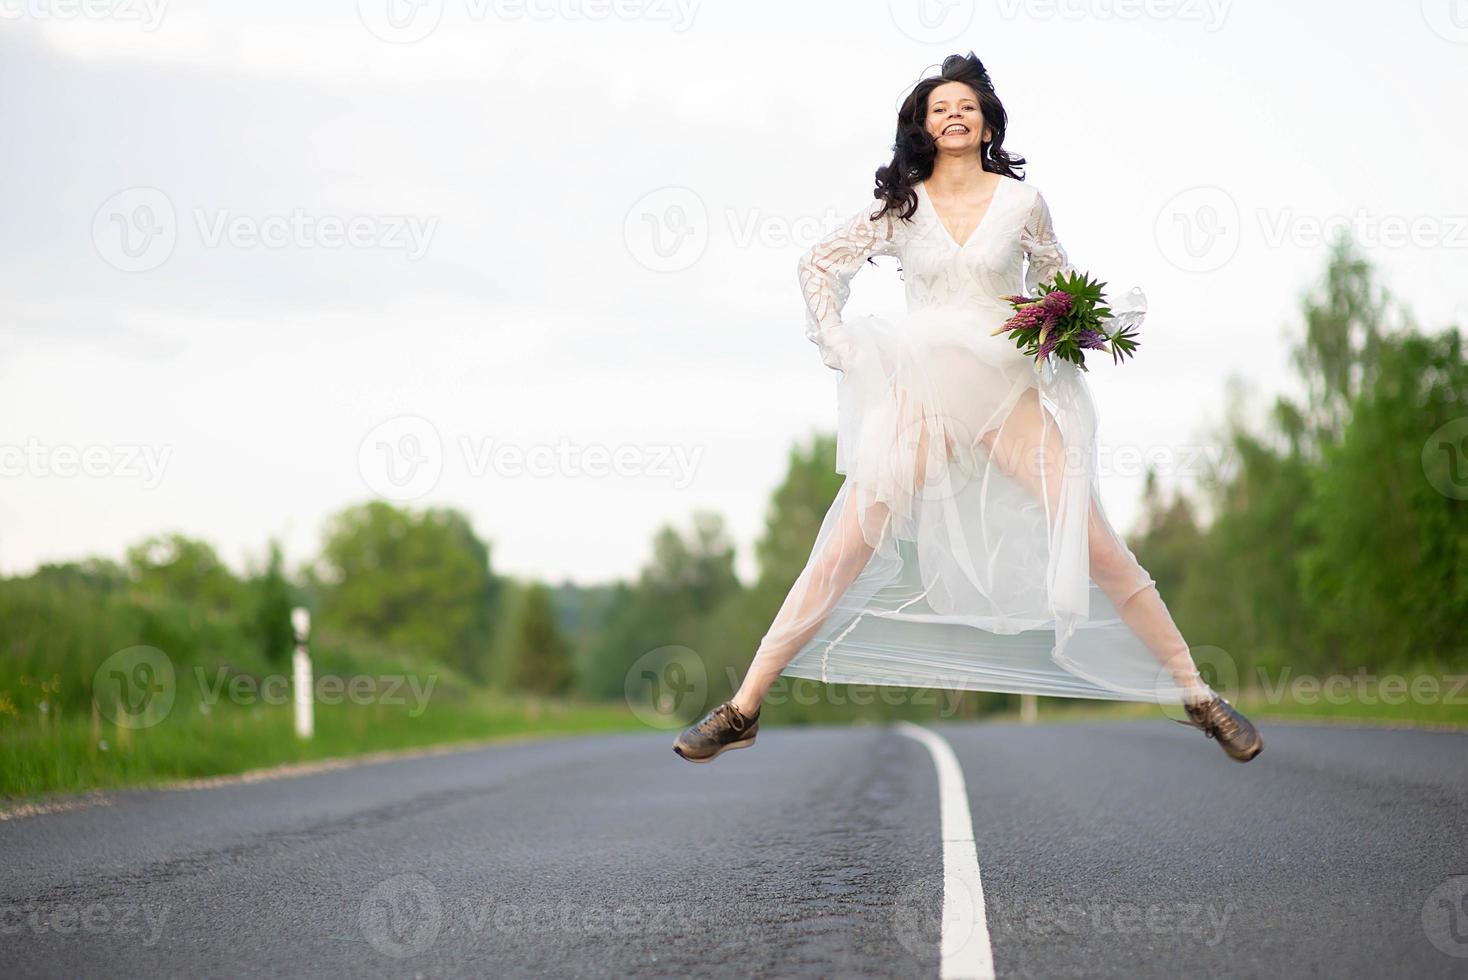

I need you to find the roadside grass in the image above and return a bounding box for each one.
[6,673,1463,807]
[0,691,649,803]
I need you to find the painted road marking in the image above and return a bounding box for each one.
[894,721,995,980]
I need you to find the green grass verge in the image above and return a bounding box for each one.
[8,676,1464,807]
[1,692,650,804]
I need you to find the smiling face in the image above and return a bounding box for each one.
[924,81,991,154]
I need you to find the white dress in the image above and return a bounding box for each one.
[770,173,1188,703]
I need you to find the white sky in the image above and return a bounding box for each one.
[2,0,1466,585]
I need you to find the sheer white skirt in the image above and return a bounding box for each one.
[761,298,1199,703]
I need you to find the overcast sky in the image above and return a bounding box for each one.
[2,0,1465,585]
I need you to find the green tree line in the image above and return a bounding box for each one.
[2,232,1463,731]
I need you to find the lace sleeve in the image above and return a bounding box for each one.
[1020,189,1078,297]
[796,199,901,371]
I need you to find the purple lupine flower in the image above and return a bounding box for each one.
[1040,290,1073,316]
[1037,328,1061,360]
[993,303,1046,334]
[1077,328,1107,349]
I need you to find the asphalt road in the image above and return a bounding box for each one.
[2,719,1467,979]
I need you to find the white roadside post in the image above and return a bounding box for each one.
[1020,693,1037,724]
[291,607,314,739]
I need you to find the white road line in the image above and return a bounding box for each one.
[894,720,995,980]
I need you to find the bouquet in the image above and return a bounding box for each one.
[992,270,1144,370]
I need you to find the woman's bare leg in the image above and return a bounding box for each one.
[730,401,948,716]
[730,487,878,715]
[978,387,1213,704]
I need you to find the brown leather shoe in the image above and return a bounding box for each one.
[672,700,760,763]
[1177,695,1263,762]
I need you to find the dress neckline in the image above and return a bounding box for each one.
[917,174,1007,249]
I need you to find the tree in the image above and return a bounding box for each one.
[753,433,844,596]
[1297,328,1468,667]
[580,511,744,700]
[503,582,573,695]
[251,539,296,666]
[311,501,499,678]
[125,533,243,610]
[1286,231,1393,455]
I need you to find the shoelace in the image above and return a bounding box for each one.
[693,704,743,736]
[1181,698,1239,742]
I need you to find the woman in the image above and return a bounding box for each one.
[674,52,1262,765]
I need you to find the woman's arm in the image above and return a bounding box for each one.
[796,201,901,371]
[1020,189,1078,297]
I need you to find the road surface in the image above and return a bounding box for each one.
[2,719,1466,978]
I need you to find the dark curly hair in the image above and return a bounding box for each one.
[871,52,1027,224]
